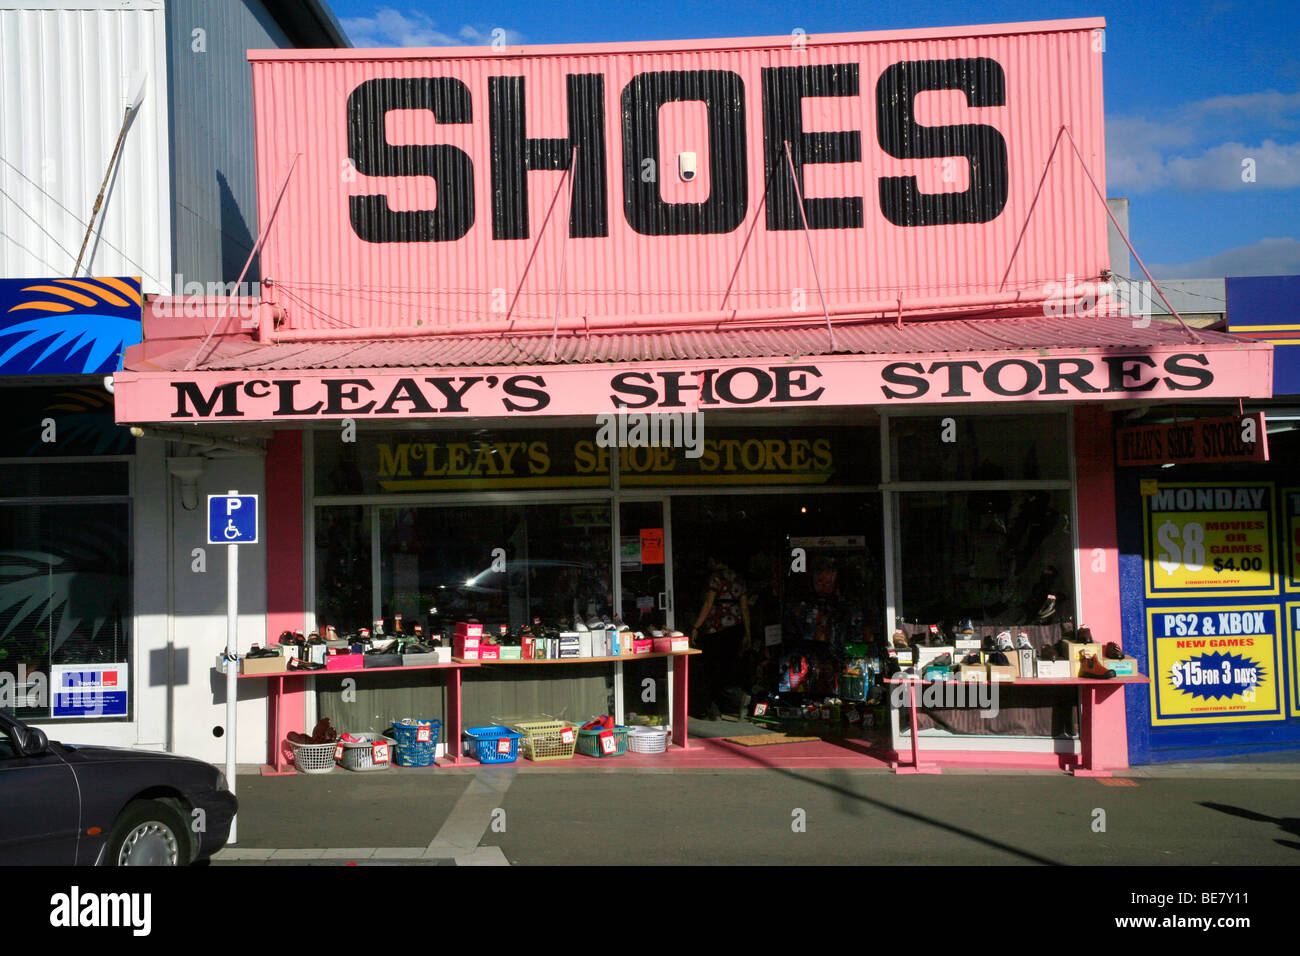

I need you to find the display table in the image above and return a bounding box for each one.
[465,649,702,751]
[230,660,481,775]
[886,674,1149,777]
[229,649,701,774]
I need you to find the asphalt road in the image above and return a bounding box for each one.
[214,765,1300,866]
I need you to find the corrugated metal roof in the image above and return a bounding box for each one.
[134,315,1242,372]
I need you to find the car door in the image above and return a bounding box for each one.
[0,718,81,865]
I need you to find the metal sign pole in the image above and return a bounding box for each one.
[226,489,239,844]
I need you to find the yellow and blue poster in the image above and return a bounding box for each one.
[1143,483,1278,598]
[0,277,142,375]
[1147,606,1283,725]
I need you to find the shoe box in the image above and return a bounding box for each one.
[303,643,328,665]
[979,652,1018,679]
[1061,641,1102,677]
[454,635,481,659]
[559,634,581,658]
[403,647,452,665]
[478,644,501,660]
[240,650,287,675]
[325,652,364,671]
[1108,655,1139,676]
[915,646,954,670]
[1016,648,1034,679]
[988,662,1016,682]
[1035,659,1071,679]
[956,663,989,681]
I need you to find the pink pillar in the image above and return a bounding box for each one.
[264,431,307,768]
[1073,406,1129,769]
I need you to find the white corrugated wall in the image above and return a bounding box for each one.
[0,1,172,294]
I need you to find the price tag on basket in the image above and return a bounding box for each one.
[599,730,617,754]
[371,741,390,763]
[754,702,768,716]
[333,743,344,761]
[561,728,575,745]
[416,725,432,743]
[496,738,512,755]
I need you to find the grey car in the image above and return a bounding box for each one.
[0,710,236,865]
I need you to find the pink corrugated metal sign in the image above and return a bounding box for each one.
[249,19,1108,338]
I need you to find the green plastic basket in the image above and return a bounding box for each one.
[576,725,629,757]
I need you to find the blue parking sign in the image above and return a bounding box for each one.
[208,494,258,544]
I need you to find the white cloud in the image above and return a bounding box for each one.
[1166,140,1300,190]
[1107,90,1300,192]
[1149,237,1300,278]
[340,8,523,49]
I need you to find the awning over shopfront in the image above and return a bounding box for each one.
[113,314,1272,424]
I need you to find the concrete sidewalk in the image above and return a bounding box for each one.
[215,763,1300,866]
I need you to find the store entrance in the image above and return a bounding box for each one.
[618,498,674,726]
[669,492,885,725]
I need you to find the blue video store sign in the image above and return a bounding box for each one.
[1118,472,1300,763]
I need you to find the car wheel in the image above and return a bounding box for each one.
[105,800,193,866]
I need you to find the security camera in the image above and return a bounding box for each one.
[678,152,698,182]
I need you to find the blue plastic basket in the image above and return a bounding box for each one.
[391,718,441,767]
[464,726,521,764]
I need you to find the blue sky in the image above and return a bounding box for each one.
[328,0,1300,278]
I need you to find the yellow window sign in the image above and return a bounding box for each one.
[1143,483,1278,598]
[1146,606,1283,725]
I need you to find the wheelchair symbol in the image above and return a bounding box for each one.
[224,519,241,540]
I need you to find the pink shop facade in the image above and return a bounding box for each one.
[113,18,1274,771]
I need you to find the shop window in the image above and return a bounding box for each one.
[375,503,613,636]
[0,461,129,498]
[314,506,372,634]
[0,493,131,721]
[895,489,1074,628]
[889,413,1068,483]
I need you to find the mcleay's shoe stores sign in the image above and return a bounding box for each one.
[325,426,875,492]
[150,351,1245,422]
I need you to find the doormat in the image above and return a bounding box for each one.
[724,733,822,747]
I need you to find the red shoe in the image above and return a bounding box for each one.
[1078,653,1115,679]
